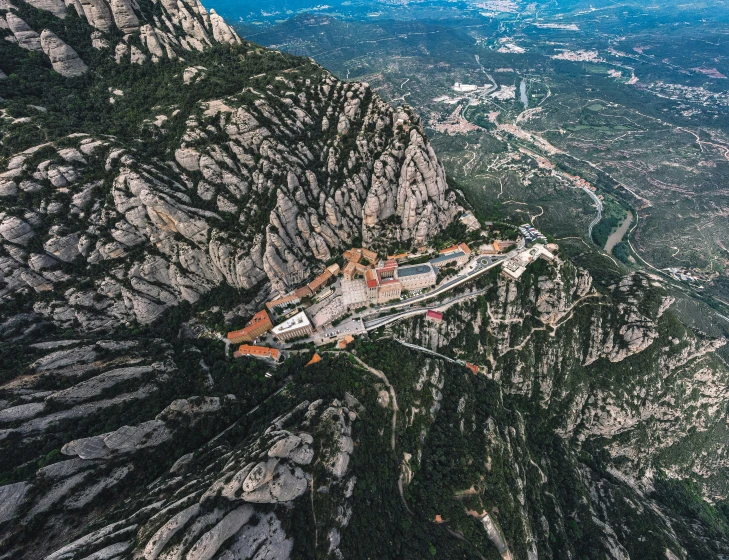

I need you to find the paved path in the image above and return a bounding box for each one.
[348,353,399,451]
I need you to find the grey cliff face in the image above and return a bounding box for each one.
[40,29,88,77]
[5,12,42,51]
[392,261,729,501]
[5,0,726,557]
[1,0,242,71]
[0,337,360,559]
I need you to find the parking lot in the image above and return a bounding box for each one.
[315,318,367,343]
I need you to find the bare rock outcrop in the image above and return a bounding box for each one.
[108,0,138,32]
[5,13,42,51]
[0,64,458,329]
[40,29,88,77]
[0,482,28,523]
[24,0,68,17]
[7,396,357,560]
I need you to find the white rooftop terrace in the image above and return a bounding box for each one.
[271,311,311,335]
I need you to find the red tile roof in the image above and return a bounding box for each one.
[227,310,273,342]
[439,244,460,255]
[338,335,355,349]
[266,293,300,310]
[343,249,362,263]
[295,286,313,298]
[361,248,378,263]
[365,269,378,288]
[306,353,322,366]
[235,344,280,360]
[426,310,444,322]
[307,270,332,293]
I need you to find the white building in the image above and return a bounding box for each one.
[501,246,555,280]
[453,82,478,92]
[271,311,313,341]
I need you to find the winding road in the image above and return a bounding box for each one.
[347,352,415,516]
[364,288,489,331]
[582,186,603,239]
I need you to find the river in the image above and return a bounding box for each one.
[520,79,528,109]
[605,213,633,253]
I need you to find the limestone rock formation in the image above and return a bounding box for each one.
[108,0,138,33]
[393,256,729,507]
[24,0,67,17]
[4,1,724,557]
[5,12,42,51]
[40,30,88,77]
[0,61,458,329]
[0,334,358,560]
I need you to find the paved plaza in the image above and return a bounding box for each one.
[341,278,367,306]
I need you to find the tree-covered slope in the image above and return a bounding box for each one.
[2,259,729,559]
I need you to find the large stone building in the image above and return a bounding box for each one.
[343,247,378,265]
[307,269,333,294]
[397,263,438,291]
[271,311,313,341]
[266,293,300,313]
[227,310,273,344]
[365,262,401,305]
[501,245,555,280]
[430,242,471,269]
[363,260,438,305]
[233,344,281,361]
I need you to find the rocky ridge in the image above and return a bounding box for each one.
[1,260,729,559]
[390,260,729,504]
[1,0,241,76]
[2,0,729,557]
[0,335,364,559]
[0,48,459,330]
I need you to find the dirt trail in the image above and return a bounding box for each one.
[348,352,416,516]
[348,354,398,451]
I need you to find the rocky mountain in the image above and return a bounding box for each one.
[2,0,729,558]
[0,0,459,331]
[2,259,729,560]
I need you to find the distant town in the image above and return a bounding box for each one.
[226,215,557,364]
